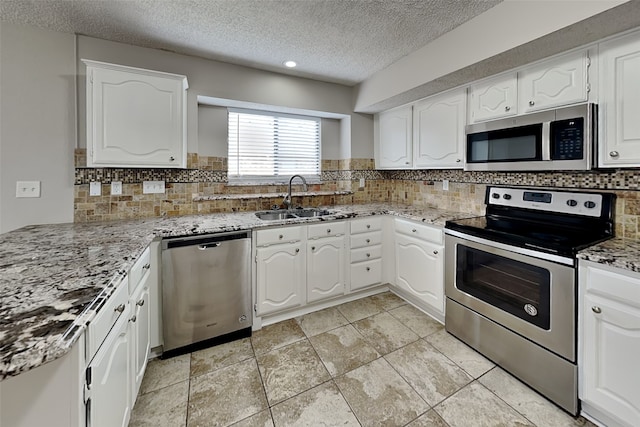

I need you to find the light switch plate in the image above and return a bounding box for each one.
[143,181,165,194]
[16,181,41,198]
[89,181,101,196]
[111,181,123,195]
[359,178,365,189]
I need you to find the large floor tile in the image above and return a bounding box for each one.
[388,304,444,337]
[295,306,349,337]
[352,311,419,355]
[309,324,380,376]
[336,297,384,322]
[271,381,360,426]
[369,291,407,311]
[139,354,190,395]
[256,339,331,405]
[434,382,534,427]
[425,330,494,378]
[130,380,189,427]
[229,410,274,427]
[250,319,306,355]
[187,358,268,427]
[479,367,596,427]
[335,358,429,427]
[190,337,254,378]
[385,340,472,406]
[406,410,450,427]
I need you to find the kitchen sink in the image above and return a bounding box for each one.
[255,208,333,221]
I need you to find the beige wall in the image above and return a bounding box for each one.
[0,23,75,233]
[76,35,373,159]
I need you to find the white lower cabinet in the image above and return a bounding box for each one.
[130,270,151,401]
[579,260,640,427]
[307,232,346,303]
[349,217,384,291]
[393,219,444,316]
[256,241,305,315]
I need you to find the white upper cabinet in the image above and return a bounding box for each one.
[518,50,589,113]
[598,30,640,168]
[468,73,518,123]
[413,89,466,168]
[376,105,413,168]
[84,60,188,168]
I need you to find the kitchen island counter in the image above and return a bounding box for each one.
[0,204,471,379]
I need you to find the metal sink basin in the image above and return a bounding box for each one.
[255,208,333,221]
[255,211,297,221]
[293,208,332,217]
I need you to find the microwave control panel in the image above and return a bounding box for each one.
[550,117,584,160]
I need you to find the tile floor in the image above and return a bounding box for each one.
[130,292,595,427]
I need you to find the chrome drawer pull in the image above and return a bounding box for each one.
[592,306,602,314]
[295,248,300,253]
[114,304,125,313]
[143,263,151,270]
[366,267,370,271]
[129,315,137,323]
[366,224,371,229]
[366,239,370,243]
[137,299,145,306]
[366,253,371,258]
[433,250,438,255]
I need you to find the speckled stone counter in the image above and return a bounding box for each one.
[577,237,640,273]
[0,204,472,380]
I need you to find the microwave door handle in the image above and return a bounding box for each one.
[541,121,551,161]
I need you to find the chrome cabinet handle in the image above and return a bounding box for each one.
[609,151,619,157]
[327,229,331,233]
[295,248,300,253]
[366,239,370,243]
[129,315,137,323]
[433,250,439,255]
[311,246,316,251]
[279,234,284,239]
[114,304,125,313]
[529,100,535,106]
[592,306,602,314]
[137,299,145,306]
[366,253,371,258]
[505,106,511,111]
[456,159,461,162]
[366,224,371,229]
[170,156,175,161]
[366,267,371,271]
[143,263,151,270]
[405,161,410,165]
[412,229,417,233]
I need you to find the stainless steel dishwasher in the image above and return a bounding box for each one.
[161,231,252,354]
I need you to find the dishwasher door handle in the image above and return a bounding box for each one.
[198,242,221,250]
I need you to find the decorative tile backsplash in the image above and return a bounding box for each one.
[73,149,640,239]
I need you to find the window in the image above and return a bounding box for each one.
[228,109,321,183]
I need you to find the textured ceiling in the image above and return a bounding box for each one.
[0,0,502,86]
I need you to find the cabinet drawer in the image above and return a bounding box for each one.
[87,277,130,362]
[256,226,303,246]
[350,259,383,290]
[308,221,346,239]
[350,231,382,248]
[395,218,442,244]
[351,217,383,234]
[128,246,150,294]
[350,245,382,263]
[584,263,640,306]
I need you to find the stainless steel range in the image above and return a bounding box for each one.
[444,186,615,415]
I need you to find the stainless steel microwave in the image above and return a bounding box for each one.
[464,103,596,171]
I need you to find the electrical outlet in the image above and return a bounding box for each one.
[359,178,365,189]
[442,180,449,191]
[111,181,123,195]
[89,182,102,196]
[143,181,165,194]
[16,181,41,198]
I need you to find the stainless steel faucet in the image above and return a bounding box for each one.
[283,175,308,209]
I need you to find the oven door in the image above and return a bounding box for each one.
[445,232,576,362]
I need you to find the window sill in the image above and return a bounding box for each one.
[193,190,352,202]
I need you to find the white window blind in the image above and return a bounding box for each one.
[228,109,321,183]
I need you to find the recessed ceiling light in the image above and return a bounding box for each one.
[283,60,297,68]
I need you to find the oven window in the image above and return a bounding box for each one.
[456,246,550,329]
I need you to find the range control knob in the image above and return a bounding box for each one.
[584,201,597,209]
[503,194,512,200]
[492,193,500,199]
[567,199,578,207]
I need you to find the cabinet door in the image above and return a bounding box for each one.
[86,61,187,168]
[413,90,465,169]
[131,283,150,403]
[307,236,345,303]
[598,31,640,167]
[376,106,413,168]
[88,314,131,427]
[468,73,518,123]
[518,50,589,113]
[394,234,444,312]
[256,243,305,316]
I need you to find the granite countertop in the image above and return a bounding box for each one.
[0,203,473,380]
[577,237,640,274]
